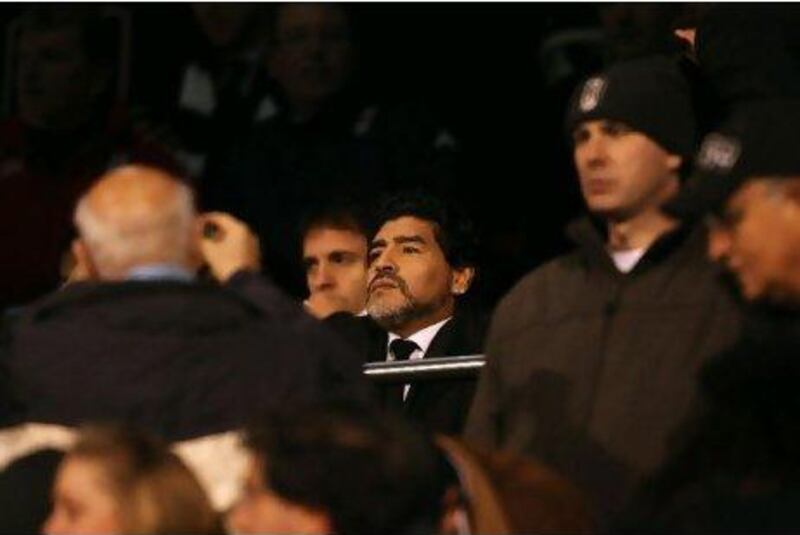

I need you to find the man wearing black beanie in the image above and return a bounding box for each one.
[466,56,742,526]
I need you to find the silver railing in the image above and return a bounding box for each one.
[363,355,485,383]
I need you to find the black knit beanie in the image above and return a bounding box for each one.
[665,99,800,221]
[565,55,696,158]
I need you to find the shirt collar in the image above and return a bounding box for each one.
[387,316,453,357]
[126,264,195,283]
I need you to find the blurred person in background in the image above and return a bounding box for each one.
[228,402,450,535]
[0,165,367,515]
[667,100,800,309]
[436,435,594,535]
[614,101,800,534]
[0,6,177,313]
[205,3,458,297]
[169,4,274,179]
[43,425,219,535]
[300,201,370,319]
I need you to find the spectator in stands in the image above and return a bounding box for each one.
[43,425,219,534]
[667,100,800,307]
[300,202,370,318]
[0,165,366,501]
[228,402,449,535]
[326,191,487,436]
[0,6,177,312]
[205,3,458,297]
[465,57,741,525]
[168,4,274,178]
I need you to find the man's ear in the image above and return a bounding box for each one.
[667,153,683,173]
[69,239,99,282]
[451,266,475,296]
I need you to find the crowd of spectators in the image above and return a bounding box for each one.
[2,3,800,534]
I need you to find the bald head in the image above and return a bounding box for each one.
[74,165,197,280]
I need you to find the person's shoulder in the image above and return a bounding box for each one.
[443,307,490,355]
[488,251,581,338]
[499,251,580,307]
[15,280,251,329]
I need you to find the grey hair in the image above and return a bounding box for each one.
[760,176,800,202]
[74,181,196,279]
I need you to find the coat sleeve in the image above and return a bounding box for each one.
[226,271,371,406]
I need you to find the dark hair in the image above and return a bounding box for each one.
[299,200,369,244]
[244,403,449,535]
[372,190,479,269]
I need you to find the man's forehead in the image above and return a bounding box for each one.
[574,118,633,132]
[374,216,436,242]
[304,227,366,252]
[727,179,775,209]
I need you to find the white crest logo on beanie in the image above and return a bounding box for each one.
[697,133,741,173]
[579,77,607,112]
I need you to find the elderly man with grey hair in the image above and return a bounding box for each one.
[0,163,366,441]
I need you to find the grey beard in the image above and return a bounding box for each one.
[367,290,446,332]
[368,297,421,331]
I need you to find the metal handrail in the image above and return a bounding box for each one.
[363,355,485,383]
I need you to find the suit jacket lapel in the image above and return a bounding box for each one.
[404,317,456,406]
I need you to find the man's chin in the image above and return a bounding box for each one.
[730,274,800,311]
[367,300,414,329]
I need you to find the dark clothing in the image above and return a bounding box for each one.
[0,449,63,533]
[616,315,800,534]
[204,90,458,296]
[0,272,366,441]
[326,310,487,436]
[0,109,179,312]
[465,217,742,522]
[169,56,277,178]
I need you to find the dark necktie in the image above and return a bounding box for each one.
[390,338,420,361]
[387,339,420,407]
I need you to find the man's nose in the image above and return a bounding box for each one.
[581,134,608,167]
[707,226,733,263]
[311,263,335,290]
[371,250,397,275]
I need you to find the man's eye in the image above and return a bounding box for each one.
[368,250,382,264]
[330,253,351,264]
[403,246,420,254]
[572,129,589,145]
[721,209,744,229]
[604,122,631,137]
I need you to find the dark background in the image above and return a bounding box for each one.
[0,3,700,308]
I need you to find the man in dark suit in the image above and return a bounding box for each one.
[327,192,487,436]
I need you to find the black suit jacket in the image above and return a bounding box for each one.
[325,310,488,436]
[0,272,367,440]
